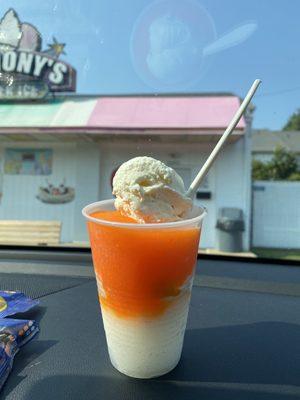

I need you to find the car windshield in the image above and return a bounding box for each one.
[0,0,299,262]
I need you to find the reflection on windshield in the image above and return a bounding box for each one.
[131,0,256,89]
[0,0,298,262]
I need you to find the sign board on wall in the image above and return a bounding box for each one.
[0,9,76,100]
[4,149,53,175]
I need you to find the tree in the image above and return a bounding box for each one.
[252,159,271,180]
[268,146,298,180]
[283,109,300,131]
[252,146,300,181]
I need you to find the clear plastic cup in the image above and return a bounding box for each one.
[82,199,206,379]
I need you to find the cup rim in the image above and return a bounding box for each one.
[82,199,207,229]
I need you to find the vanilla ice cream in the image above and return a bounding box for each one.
[112,156,192,223]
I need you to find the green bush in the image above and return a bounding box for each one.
[283,109,300,131]
[252,159,271,180]
[268,146,299,180]
[288,172,300,181]
[252,146,300,181]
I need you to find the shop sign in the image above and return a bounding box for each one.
[0,9,76,100]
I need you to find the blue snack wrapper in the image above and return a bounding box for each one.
[0,291,39,318]
[0,292,40,392]
[0,318,39,391]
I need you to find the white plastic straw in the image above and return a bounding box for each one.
[186,79,261,199]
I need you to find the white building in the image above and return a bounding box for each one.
[0,94,251,249]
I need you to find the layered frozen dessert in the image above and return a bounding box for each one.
[85,157,204,378]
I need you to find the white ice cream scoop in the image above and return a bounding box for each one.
[112,156,192,223]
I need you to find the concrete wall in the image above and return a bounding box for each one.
[0,142,100,243]
[73,143,100,242]
[0,142,76,243]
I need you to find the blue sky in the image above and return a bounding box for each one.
[1,0,300,129]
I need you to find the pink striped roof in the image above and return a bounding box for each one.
[87,96,245,130]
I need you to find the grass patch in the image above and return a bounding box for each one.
[252,247,300,261]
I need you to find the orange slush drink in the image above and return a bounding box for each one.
[84,199,205,379]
